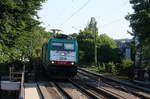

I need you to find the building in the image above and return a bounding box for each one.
[115,39,132,59]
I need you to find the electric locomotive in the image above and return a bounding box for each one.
[42,34,78,78]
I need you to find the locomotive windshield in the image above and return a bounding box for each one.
[64,43,74,50]
[52,42,63,50]
[52,42,74,51]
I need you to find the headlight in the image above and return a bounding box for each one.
[51,61,54,64]
[71,62,74,65]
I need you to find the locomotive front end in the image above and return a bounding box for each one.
[47,39,78,78]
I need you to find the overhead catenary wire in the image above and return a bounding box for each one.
[100,1,129,28]
[58,0,91,28]
[58,0,130,32]
[72,0,129,30]
[101,17,125,28]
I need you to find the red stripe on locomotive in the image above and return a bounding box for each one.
[50,61,75,66]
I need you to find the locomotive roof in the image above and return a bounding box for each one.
[54,34,68,39]
[49,38,76,42]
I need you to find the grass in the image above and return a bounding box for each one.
[102,73,130,80]
[84,65,130,80]
[86,66,106,74]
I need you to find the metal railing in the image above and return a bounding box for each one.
[0,75,1,97]
[19,66,25,99]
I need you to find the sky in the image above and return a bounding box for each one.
[38,0,133,39]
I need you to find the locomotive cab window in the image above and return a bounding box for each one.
[64,43,74,50]
[51,42,74,51]
[52,42,63,50]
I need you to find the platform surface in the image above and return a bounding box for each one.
[25,83,41,99]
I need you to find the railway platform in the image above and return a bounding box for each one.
[25,83,42,99]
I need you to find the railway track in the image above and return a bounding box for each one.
[77,68,150,99]
[37,81,106,99]
[34,66,149,99]
[72,76,138,99]
[35,66,109,98]
[37,80,129,99]
[36,79,140,99]
[68,79,106,99]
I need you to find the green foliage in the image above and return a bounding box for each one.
[97,34,117,48]
[105,62,116,74]
[77,32,120,64]
[126,0,150,69]
[0,63,9,75]
[128,41,136,61]
[77,29,95,64]
[85,17,98,34]
[111,63,116,74]
[142,45,150,69]
[121,59,133,70]
[86,66,99,73]
[97,34,121,63]
[126,0,150,44]
[76,17,120,65]
[68,33,78,39]
[0,0,47,63]
[29,26,52,57]
[119,59,134,76]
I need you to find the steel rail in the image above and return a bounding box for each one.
[36,83,45,99]
[78,68,150,92]
[78,68,150,99]
[70,79,126,99]
[53,82,72,99]
[69,79,101,99]
[85,83,126,99]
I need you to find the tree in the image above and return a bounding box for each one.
[85,17,98,34]
[68,33,78,39]
[86,17,98,66]
[76,17,120,66]
[0,0,46,62]
[119,59,134,77]
[126,0,150,68]
[76,17,98,65]
[77,29,95,64]
[97,34,120,63]
[126,0,150,44]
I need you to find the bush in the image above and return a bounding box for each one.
[105,62,116,74]
[0,62,9,75]
[121,59,133,69]
[119,59,134,77]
